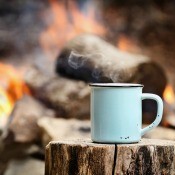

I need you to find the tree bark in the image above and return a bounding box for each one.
[45,139,175,175]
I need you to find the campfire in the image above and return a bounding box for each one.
[0,63,30,118]
[0,0,175,174]
[0,0,105,119]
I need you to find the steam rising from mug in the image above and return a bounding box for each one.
[68,51,88,69]
[68,51,122,82]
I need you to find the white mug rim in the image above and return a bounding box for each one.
[89,83,143,87]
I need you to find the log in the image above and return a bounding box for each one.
[45,139,175,175]
[143,125,175,141]
[2,95,54,143]
[25,66,90,119]
[56,34,167,97]
[55,34,167,122]
[38,117,90,146]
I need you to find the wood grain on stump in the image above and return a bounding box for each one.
[45,139,175,175]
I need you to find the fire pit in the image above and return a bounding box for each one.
[0,0,175,174]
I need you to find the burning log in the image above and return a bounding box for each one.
[25,66,90,119]
[45,139,175,175]
[56,34,167,97]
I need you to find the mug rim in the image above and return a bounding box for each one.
[89,83,144,87]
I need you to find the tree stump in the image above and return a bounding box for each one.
[45,139,175,175]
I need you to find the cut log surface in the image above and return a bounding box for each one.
[45,139,175,175]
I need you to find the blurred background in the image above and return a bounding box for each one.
[0,0,175,174]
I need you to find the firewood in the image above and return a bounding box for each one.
[25,33,167,120]
[45,139,175,175]
[38,117,90,146]
[2,95,54,143]
[56,34,167,97]
[25,66,90,119]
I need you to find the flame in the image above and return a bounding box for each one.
[40,0,105,58]
[0,87,12,118]
[117,36,132,51]
[163,85,175,104]
[117,35,141,53]
[0,63,30,117]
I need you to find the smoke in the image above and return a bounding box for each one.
[109,72,119,82]
[92,68,102,80]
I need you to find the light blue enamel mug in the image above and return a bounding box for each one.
[90,83,163,143]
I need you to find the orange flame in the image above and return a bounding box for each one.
[163,85,175,104]
[117,36,132,51]
[117,35,141,53]
[0,63,30,117]
[40,0,105,58]
[0,87,12,118]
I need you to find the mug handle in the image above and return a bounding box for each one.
[141,93,163,136]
